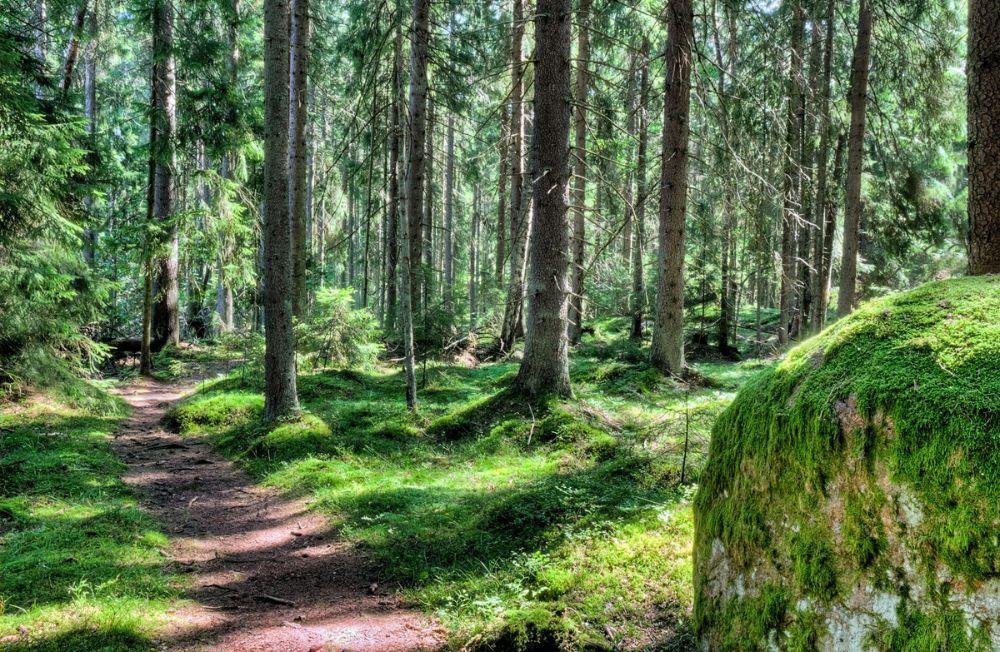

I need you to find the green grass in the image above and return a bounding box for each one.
[694,276,1000,649]
[0,388,178,651]
[170,317,767,649]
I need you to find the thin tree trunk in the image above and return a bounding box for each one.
[649,0,694,376]
[216,0,239,332]
[82,0,98,265]
[495,103,510,284]
[968,0,1000,274]
[568,0,590,345]
[713,0,737,355]
[499,0,528,353]
[289,0,309,316]
[402,0,431,409]
[818,132,846,327]
[262,0,299,419]
[151,0,179,349]
[385,22,403,334]
[362,86,378,308]
[622,55,636,266]
[515,0,572,398]
[809,0,835,330]
[60,2,88,96]
[837,0,872,317]
[470,183,480,331]
[422,93,435,316]
[629,41,650,340]
[778,0,804,344]
[444,111,456,309]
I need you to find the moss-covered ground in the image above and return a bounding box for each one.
[170,317,768,649]
[695,276,1000,650]
[0,382,178,651]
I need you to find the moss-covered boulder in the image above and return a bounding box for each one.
[694,277,1000,651]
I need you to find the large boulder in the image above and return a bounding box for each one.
[694,277,1000,651]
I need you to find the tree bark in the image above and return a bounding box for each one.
[289,0,310,316]
[623,56,636,266]
[968,0,1000,274]
[713,0,737,355]
[778,0,804,345]
[262,0,299,419]
[495,104,509,284]
[422,93,435,316]
[60,2,88,96]
[82,0,98,265]
[809,0,835,330]
[444,111,456,309]
[402,0,431,409]
[649,0,693,376]
[470,183,480,331]
[151,0,179,349]
[385,23,403,334]
[499,0,528,353]
[837,0,872,317]
[629,42,650,340]
[515,0,572,399]
[568,0,590,345]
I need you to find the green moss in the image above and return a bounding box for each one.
[695,277,1000,643]
[698,584,789,651]
[867,601,993,652]
[790,529,838,601]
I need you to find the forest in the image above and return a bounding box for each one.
[1,0,998,649]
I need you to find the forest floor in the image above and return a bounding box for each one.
[0,319,772,651]
[114,371,445,652]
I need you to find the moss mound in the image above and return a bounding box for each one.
[693,277,1000,650]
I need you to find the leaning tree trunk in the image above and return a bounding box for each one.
[649,0,693,376]
[515,0,572,399]
[289,0,310,316]
[837,0,872,317]
[151,0,179,350]
[629,41,650,340]
[968,0,1000,274]
[568,0,590,345]
[401,0,431,409]
[777,0,804,345]
[499,0,528,353]
[262,0,299,419]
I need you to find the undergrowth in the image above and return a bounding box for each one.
[170,317,766,650]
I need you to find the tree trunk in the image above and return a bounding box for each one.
[713,0,737,355]
[422,93,434,317]
[778,0,804,345]
[82,0,98,265]
[495,104,509,284]
[968,0,1000,274]
[837,0,872,317]
[470,183,480,331]
[151,0,179,350]
[60,2,88,96]
[444,111,456,309]
[262,0,299,419]
[568,0,590,345]
[649,0,693,376]
[515,0,572,399]
[623,56,636,267]
[289,0,310,316]
[216,0,239,332]
[385,23,403,335]
[629,41,650,340]
[402,0,431,409]
[499,0,528,353]
[809,0,835,330]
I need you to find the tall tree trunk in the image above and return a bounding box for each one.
[151,0,179,349]
[778,0,804,345]
[444,111,456,309]
[60,2,88,96]
[629,41,650,340]
[499,0,528,353]
[809,0,835,330]
[289,0,309,316]
[422,93,435,317]
[622,56,636,266]
[713,0,737,355]
[385,23,403,335]
[362,85,378,308]
[402,0,431,409]
[649,0,693,376]
[515,0,572,398]
[495,104,509,284]
[837,0,872,317]
[216,0,239,332]
[968,0,1000,274]
[262,0,299,419]
[568,0,590,345]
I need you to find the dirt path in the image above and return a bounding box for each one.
[113,373,444,652]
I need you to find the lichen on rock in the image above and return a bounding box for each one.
[693,277,1000,651]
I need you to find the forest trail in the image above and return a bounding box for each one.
[112,372,444,652]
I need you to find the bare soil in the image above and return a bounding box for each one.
[113,373,445,652]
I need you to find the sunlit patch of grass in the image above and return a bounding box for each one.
[0,399,178,651]
[172,319,770,649]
